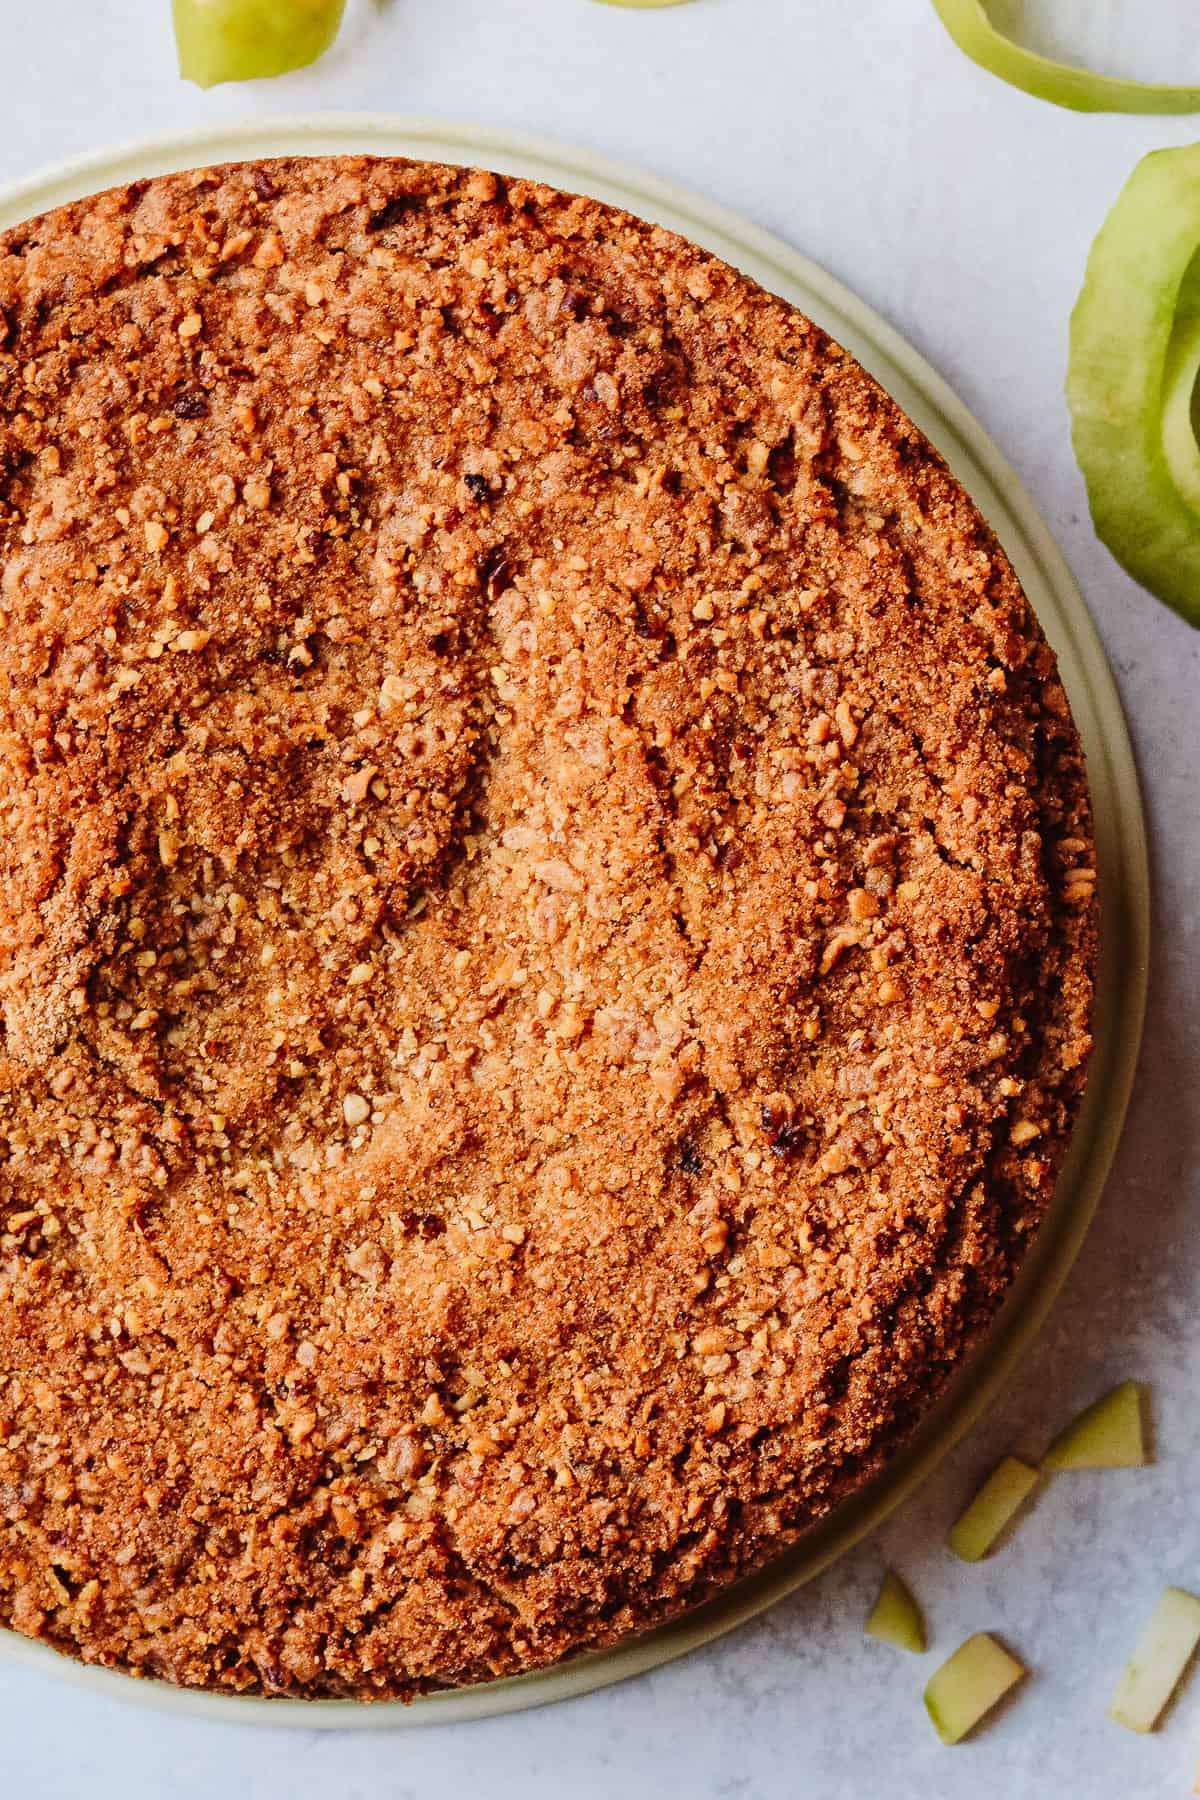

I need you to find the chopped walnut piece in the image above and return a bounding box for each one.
[171,629,211,653]
[820,928,861,975]
[346,1241,386,1279]
[341,766,378,805]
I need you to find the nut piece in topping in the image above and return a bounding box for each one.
[342,1092,371,1127]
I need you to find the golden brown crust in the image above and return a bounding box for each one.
[0,156,1096,1698]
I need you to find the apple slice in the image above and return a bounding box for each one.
[947,1456,1040,1562]
[1109,1588,1200,1733]
[173,0,346,87]
[924,1633,1026,1744]
[865,1569,926,1653]
[1044,1381,1147,1470]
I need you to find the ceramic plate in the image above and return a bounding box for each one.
[0,115,1150,1727]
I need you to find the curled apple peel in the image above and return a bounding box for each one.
[1068,146,1200,629]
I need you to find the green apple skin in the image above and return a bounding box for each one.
[1068,147,1200,630]
[174,0,347,88]
[932,0,1200,113]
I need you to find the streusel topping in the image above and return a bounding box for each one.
[0,158,1096,1697]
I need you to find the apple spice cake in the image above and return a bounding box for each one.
[0,155,1097,1699]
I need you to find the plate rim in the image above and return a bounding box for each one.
[0,112,1150,1730]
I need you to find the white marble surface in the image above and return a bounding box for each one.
[2,2,1199,1795]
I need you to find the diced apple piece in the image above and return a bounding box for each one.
[1109,1588,1200,1733]
[947,1456,1040,1562]
[865,1569,926,1653]
[924,1633,1026,1744]
[1044,1381,1146,1470]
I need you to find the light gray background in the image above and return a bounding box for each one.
[2,2,1198,1796]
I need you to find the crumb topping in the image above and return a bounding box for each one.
[0,157,1096,1698]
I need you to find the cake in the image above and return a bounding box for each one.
[0,156,1097,1698]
